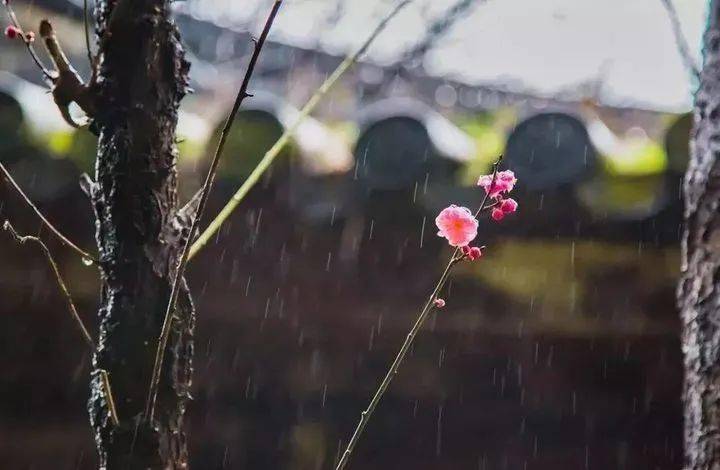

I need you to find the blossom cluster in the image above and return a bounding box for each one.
[435,169,518,249]
[432,170,519,309]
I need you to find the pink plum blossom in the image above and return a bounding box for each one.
[477,170,517,199]
[467,246,483,260]
[461,245,483,260]
[500,198,518,214]
[433,298,446,308]
[491,208,505,221]
[490,197,519,223]
[436,205,478,247]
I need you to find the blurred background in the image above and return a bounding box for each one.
[0,0,707,468]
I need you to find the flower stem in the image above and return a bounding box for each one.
[335,253,459,470]
[336,155,504,469]
[143,0,283,423]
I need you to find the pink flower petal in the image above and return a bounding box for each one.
[435,205,478,247]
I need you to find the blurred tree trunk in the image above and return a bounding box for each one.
[86,1,195,468]
[680,2,720,468]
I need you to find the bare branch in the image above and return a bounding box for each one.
[83,0,94,69]
[401,0,483,65]
[3,219,122,426]
[143,0,284,422]
[660,0,700,79]
[97,369,120,426]
[39,19,96,128]
[187,0,413,260]
[3,219,95,349]
[0,162,97,263]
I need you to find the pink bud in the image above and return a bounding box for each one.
[500,198,518,214]
[4,25,21,40]
[468,246,483,260]
[24,31,34,43]
[491,208,505,221]
[433,298,446,308]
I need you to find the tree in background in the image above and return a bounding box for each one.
[679,1,720,468]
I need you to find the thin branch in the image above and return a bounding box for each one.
[401,0,482,65]
[3,219,95,349]
[4,219,122,425]
[143,0,284,422]
[98,369,120,426]
[335,156,503,470]
[660,0,700,79]
[83,0,94,69]
[187,0,413,261]
[0,162,97,263]
[3,2,54,81]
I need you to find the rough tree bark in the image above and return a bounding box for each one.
[680,2,720,469]
[86,1,195,468]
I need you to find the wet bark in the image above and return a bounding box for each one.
[86,1,195,468]
[679,2,720,469]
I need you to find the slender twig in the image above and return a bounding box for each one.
[3,220,95,349]
[3,2,54,81]
[4,219,121,425]
[98,369,120,426]
[474,156,503,219]
[401,0,481,65]
[335,156,503,470]
[83,0,94,69]
[187,0,412,261]
[659,0,700,79]
[143,0,283,422]
[0,162,97,263]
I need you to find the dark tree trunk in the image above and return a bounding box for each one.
[86,1,195,468]
[679,2,720,469]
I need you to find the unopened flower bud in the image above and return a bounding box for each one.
[4,25,21,40]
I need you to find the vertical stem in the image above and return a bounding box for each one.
[336,157,503,469]
[336,254,458,470]
[144,0,283,422]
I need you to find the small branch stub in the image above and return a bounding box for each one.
[39,19,96,128]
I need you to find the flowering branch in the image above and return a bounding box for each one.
[335,156,518,470]
[4,2,98,128]
[143,0,284,423]
[0,162,97,263]
[3,0,53,81]
[186,0,413,261]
